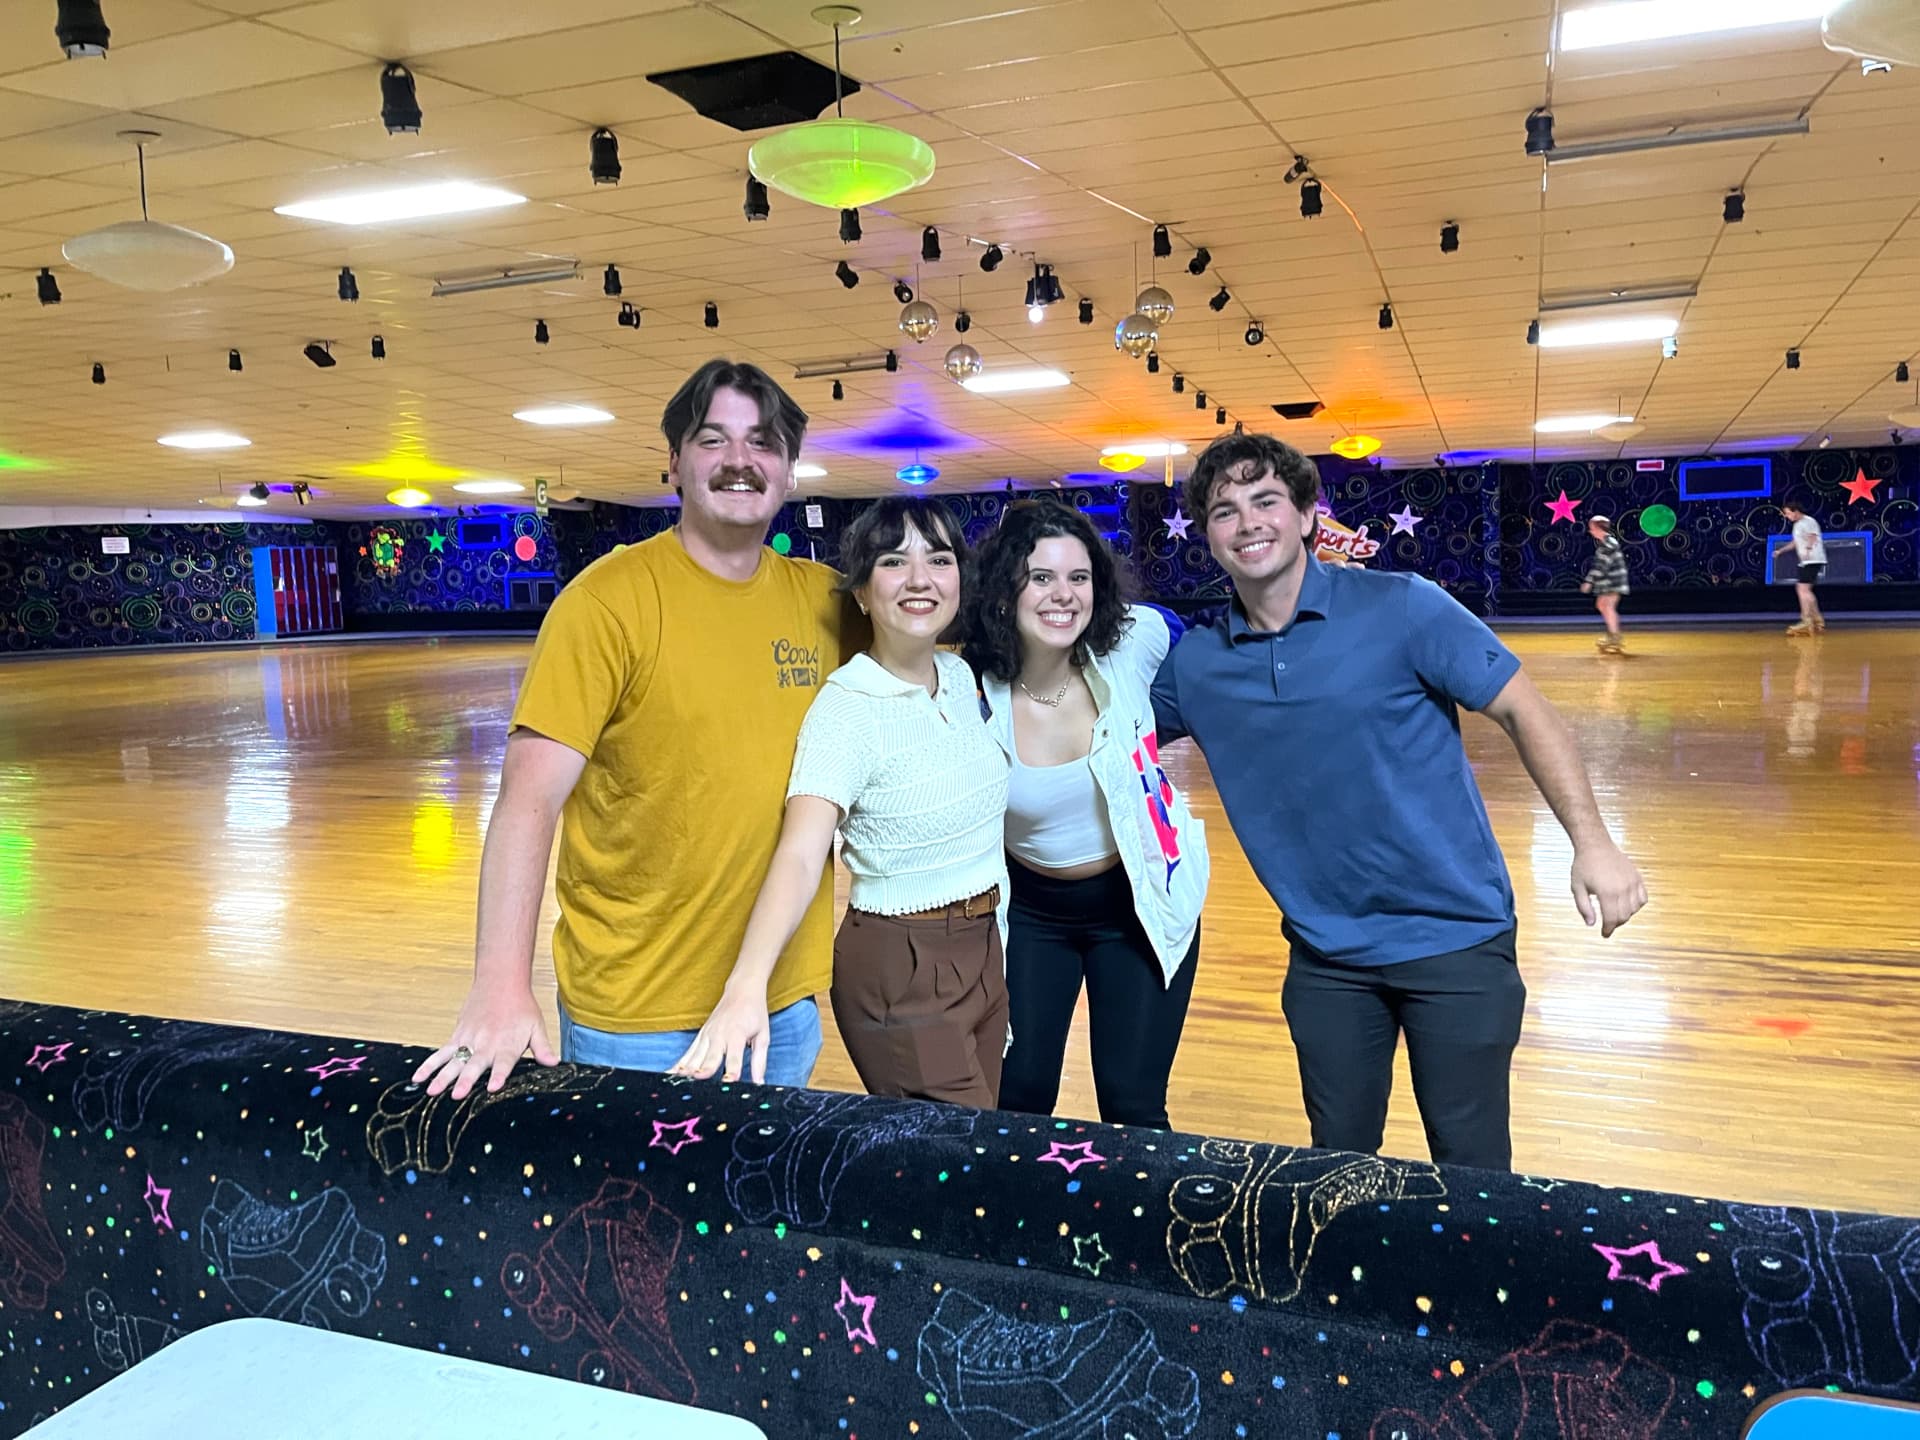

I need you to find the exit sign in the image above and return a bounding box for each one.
[1636,459,1666,472]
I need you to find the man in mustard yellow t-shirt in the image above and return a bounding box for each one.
[414,359,859,1099]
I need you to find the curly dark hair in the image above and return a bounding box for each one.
[1183,431,1320,526]
[962,499,1133,683]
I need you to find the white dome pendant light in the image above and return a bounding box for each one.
[62,131,234,292]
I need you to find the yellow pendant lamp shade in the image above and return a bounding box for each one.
[1329,435,1382,460]
[748,119,935,210]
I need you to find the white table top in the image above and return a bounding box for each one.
[27,1318,766,1438]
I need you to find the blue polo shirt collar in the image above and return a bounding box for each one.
[1227,556,1333,642]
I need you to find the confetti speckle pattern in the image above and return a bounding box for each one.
[1,1002,1916,1438]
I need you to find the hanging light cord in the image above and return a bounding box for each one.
[834,24,845,117]
[137,142,149,220]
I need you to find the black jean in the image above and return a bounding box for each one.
[998,859,1198,1130]
[1280,926,1525,1170]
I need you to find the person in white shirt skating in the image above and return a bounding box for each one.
[1772,497,1827,636]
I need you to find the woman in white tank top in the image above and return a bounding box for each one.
[963,501,1210,1130]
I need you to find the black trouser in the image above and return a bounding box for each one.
[998,859,1198,1130]
[1280,926,1525,1170]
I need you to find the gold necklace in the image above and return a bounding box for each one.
[1018,676,1071,707]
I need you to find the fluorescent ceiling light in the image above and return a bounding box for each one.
[158,430,251,450]
[1101,442,1188,458]
[1537,315,1678,349]
[1535,414,1634,433]
[512,405,614,427]
[275,181,526,227]
[451,479,525,495]
[1560,0,1828,51]
[960,367,1071,395]
[794,463,829,478]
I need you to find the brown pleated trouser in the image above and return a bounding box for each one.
[829,907,1009,1108]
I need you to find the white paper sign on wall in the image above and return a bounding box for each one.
[101,536,130,555]
[804,503,824,529]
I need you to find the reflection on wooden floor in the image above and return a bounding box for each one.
[3,626,1918,1212]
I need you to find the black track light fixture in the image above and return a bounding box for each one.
[602,263,622,296]
[379,62,420,133]
[1245,321,1264,346]
[835,259,859,289]
[1899,361,1911,384]
[831,380,844,401]
[1234,420,1245,434]
[884,350,899,373]
[370,335,385,359]
[617,301,639,328]
[1525,107,1554,156]
[91,362,105,385]
[1172,373,1185,393]
[248,482,271,503]
[589,128,621,185]
[954,310,972,334]
[534,319,549,345]
[1526,319,1540,346]
[1208,285,1230,312]
[304,342,335,369]
[922,227,941,262]
[1724,189,1745,223]
[1440,220,1459,254]
[228,349,242,373]
[1284,155,1309,184]
[1786,348,1801,370]
[338,267,358,302]
[1195,390,1207,410]
[1147,352,1161,374]
[36,267,60,305]
[979,243,1004,273]
[1378,303,1394,330]
[1152,224,1172,259]
[1215,407,1227,425]
[839,207,861,243]
[56,0,110,58]
[704,301,719,329]
[1078,297,1094,325]
[293,481,312,507]
[743,176,769,221]
[893,280,915,304]
[1300,178,1323,218]
[1187,246,1211,276]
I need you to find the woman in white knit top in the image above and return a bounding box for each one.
[672,497,1011,1105]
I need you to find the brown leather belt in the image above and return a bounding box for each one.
[892,885,1001,922]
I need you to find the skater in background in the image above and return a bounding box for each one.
[1772,497,1827,637]
[1580,515,1630,654]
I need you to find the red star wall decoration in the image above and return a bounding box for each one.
[1840,468,1882,504]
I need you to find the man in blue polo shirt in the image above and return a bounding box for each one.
[1152,433,1647,1170]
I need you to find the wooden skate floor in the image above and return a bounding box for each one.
[2,626,1916,1213]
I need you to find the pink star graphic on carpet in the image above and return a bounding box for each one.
[305,1055,366,1080]
[143,1175,173,1229]
[1545,490,1581,524]
[25,1042,71,1072]
[650,1116,703,1156]
[833,1277,877,1345]
[1841,468,1882,504]
[1038,1140,1107,1175]
[1593,1239,1689,1292]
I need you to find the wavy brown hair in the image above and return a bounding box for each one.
[962,499,1132,683]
